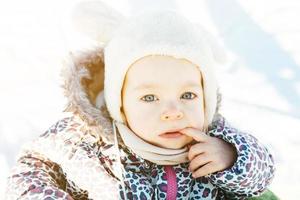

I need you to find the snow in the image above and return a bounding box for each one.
[1,0,299,199]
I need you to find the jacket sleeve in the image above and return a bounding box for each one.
[5,152,78,200]
[5,116,119,200]
[205,114,276,199]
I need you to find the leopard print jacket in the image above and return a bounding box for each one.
[5,113,275,199]
[5,47,275,199]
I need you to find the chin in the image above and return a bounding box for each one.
[158,140,191,149]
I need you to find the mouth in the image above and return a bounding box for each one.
[159,128,185,139]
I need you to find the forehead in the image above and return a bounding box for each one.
[124,55,202,87]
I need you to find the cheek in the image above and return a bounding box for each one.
[184,99,205,126]
[124,102,159,135]
[126,102,157,120]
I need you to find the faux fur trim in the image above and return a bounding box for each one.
[60,46,114,143]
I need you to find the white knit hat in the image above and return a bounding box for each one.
[69,0,227,126]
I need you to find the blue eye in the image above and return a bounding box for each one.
[141,92,197,102]
[181,92,197,100]
[141,95,158,102]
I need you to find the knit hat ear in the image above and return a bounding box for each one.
[204,31,228,64]
[70,0,126,45]
[194,24,228,65]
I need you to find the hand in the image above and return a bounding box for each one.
[181,127,238,178]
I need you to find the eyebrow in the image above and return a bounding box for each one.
[133,81,201,91]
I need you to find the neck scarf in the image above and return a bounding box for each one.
[113,121,190,165]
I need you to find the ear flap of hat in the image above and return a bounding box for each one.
[70,0,126,45]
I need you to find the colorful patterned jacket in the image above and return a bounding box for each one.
[5,47,275,199]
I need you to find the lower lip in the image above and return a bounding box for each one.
[159,132,184,138]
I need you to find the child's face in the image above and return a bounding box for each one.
[121,55,205,149]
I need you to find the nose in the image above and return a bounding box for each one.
[161,108,184,121]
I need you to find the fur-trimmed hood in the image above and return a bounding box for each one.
[59,46,223,144]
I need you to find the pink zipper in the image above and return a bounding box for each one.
[164,165,177,200]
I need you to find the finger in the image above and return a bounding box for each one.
[188,143,206,160]
[180,128,208,142]
[192,162,215,178]
[186,140,198,150]
[189,153,211,172]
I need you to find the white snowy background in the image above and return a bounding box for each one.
[1,0,299,199]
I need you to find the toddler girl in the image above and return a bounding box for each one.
[5,1,276,199]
